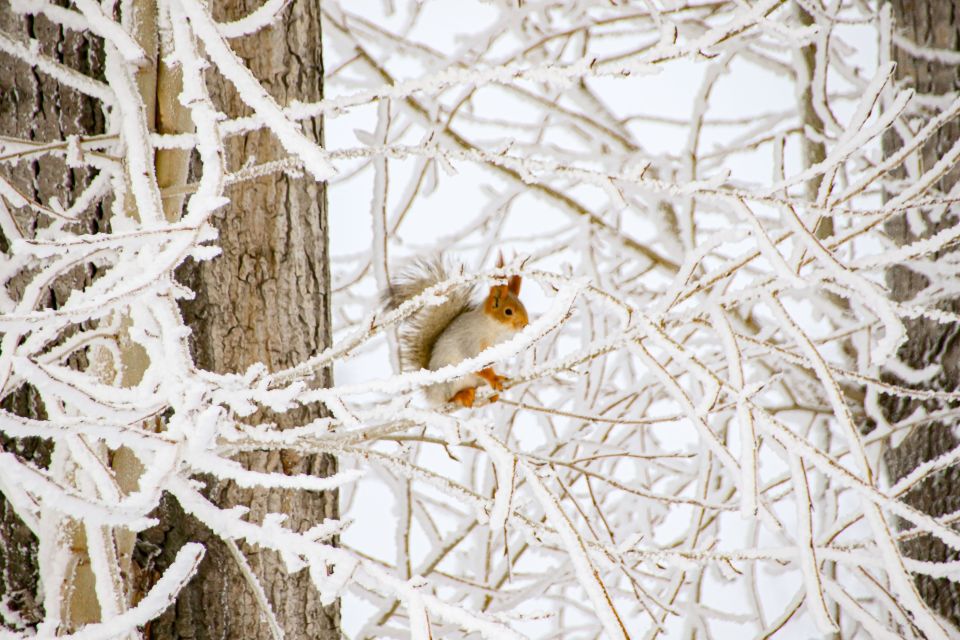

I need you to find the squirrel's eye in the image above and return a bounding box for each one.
[505,308,513,316]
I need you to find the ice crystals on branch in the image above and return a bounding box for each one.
[5,0,960,638]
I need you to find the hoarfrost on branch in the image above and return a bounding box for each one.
[1,0,959,638]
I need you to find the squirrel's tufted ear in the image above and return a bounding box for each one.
[496,251,522,295]
[486,284,505,309]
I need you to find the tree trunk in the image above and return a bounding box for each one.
[140,0,339,638]
[0,5,108,630]
[881,0,960,629]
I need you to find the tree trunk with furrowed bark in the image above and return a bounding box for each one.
[881,0,960,629]
[0,4,108,629]
[140,0,339,638]
[0,0,337,636]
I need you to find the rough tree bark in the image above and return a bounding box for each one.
[881,0,960,629]
[140,0,339,638]
[0,5,107,630]
[0,0,336,636]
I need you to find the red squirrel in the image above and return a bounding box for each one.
[386,256,529,407]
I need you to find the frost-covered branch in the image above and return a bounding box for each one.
[3,0,960,638]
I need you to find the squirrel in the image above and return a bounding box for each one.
[385,255,529,407]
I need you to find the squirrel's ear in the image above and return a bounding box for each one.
[487,284,504,308]
[508,275,522,295]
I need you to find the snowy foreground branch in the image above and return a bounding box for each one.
[2,0,960,638]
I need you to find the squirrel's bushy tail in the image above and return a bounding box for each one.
[384,256,474,371]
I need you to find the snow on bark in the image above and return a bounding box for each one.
[5,0,960,638]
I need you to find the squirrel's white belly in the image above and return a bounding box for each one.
[425,309,518,404]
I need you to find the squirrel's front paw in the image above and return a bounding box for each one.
[477,367,507,391]
[450,387,477,408]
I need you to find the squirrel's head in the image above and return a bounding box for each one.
[484,274,528,331]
